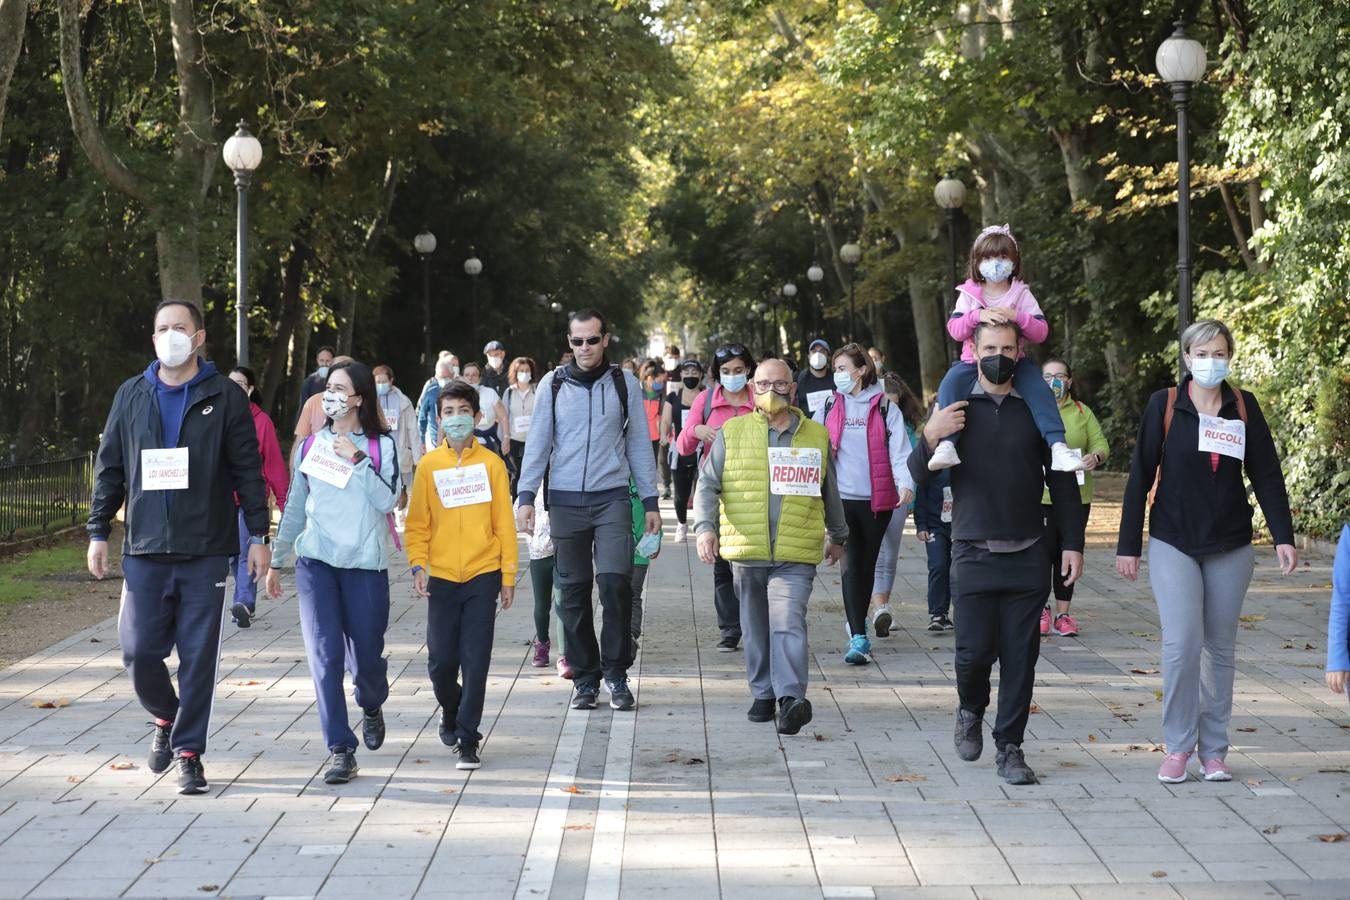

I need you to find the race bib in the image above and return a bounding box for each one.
[768,447,822,497]
[141,448,189,491]
[1198,415,1246,461]
[514,414,532,435]
[434,463,492,508]
[681,409,691,429]
[384,413,399,431]
[806,390,831,415]
[1065,447,1087,486]
[941,485,953,523]
[299,440,355,490]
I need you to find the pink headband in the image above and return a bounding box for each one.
[978,224,1018,248]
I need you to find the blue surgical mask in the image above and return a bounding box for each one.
[1189,357,1229,388]
[442,414,475,441]
[720,373,747,393]
[832,371,856,393]
[316,365,330,379]
[376,382,391,397]
[1048,377,1067,401]
[636,531,662,558]
[978,258,1015,283]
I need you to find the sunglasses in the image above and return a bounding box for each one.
[568,336,603,347]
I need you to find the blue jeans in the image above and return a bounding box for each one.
[936,359,1066,447]
[924,531,953,618]
[228,507,257,611]
[294,558,390,752]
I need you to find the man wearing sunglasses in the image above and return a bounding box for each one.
[693,358,848,735]
[516,309,660,713]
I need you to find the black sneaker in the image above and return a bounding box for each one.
[747,698,775,723]
[438,713,455,747]
[716,636,740,652]
[955,707,983,761]
[147,722,173,774]
[456,740,481,770]
[362,707,385,751]
[996,745,1038,785]
[776,697,813,735]
[324,748,358,784]
[927,615,945,632]
[936,615,955,631]
[174,754,208,795]
[231,602,254,628]
[605,678,636,711]
[571,683,599,710]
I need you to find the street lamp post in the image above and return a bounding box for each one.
[839,242,862,343]
[414,229,437,368]
[934,175,967,365]
[1156,20,1207,378]
[222,122,262,366]
[464,252,483,350]
[780,282,797,357]
[807,264,825,340]
[549,300,563,361]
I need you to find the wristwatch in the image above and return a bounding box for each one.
[248,534,271,546]
[351,450,368,464]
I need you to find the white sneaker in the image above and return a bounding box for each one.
[928,441,961,471]
[1050,442,1088,472]
[674,522,688,543]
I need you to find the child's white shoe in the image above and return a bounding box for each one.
[1050,442,1088,472]
[928,442,961,471]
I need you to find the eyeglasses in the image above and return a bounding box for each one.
[568,336,603,347]
[752,380,791,393]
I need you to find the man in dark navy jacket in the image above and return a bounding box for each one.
[909,320,1085,786]
[87,299,271,795]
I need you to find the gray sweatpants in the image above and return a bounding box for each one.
[872,507,910,596]
[731,562,815,702]
[1148,537,1255,759]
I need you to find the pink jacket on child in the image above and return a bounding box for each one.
[947,278,1049,364]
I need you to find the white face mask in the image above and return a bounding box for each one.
[487,356,504,370]
[809,351,827,370]
[517,370,532,385]
[154,329,197,368]
[437,376,452,388]
[321,390,352,419]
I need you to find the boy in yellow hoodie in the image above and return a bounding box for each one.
[406,380,517,770]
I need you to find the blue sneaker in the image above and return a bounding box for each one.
[844,634,871,665]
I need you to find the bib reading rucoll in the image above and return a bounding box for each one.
[1197,415,1246,461]
[768,447,822,497]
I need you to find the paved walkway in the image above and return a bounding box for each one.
[0,494,1346,899]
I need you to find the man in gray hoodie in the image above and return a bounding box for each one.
[517,309,661,712]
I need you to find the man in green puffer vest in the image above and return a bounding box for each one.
[693,358,848,735]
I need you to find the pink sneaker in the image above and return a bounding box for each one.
[1201,758,1233,781]
[1039,607,1052,636]
[1053,613,1079,637]
[532,640,550,668]
[1158,751,1191,783]
[556,655,575,680]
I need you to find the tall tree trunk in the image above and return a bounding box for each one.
[336,161,401,353]
[262,241,309,419]
[155,216,204,304]
[0,0,27,143]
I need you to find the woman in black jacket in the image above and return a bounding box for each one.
[1116,319,1297,786]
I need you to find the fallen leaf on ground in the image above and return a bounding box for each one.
[440,788,458,794]
[1305,643,1318,650]
[108,762,136,770]
[66,776,80,783]
[684,757,704,765]
[1130,631,1156,638]
[1152,690,1164,701]
[1239,614,1265,622]
[1028,704,1041,713]
[90,638,101,643]
[813,733,830,742]
[1316,833,1348,842]
[1087,734,1098,742]
[1058,761,1080,768]
[664,752,681,763]
[560,785,583,794]
[197,886,218,892]
[1317,768,1349,774]
[1151,871,1167,878]
[1245,778,1263,786]
[1262,825,1280,834]
[413,759,430,764]
[31,698,71,709]
[1130,668,1159,675]
[562,824,592,831]
[1236,727,1257,733]
[883,774,927,783]
[232,680,263,686]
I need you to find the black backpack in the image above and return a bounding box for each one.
[549,364,629,435]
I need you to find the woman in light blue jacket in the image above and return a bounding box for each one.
[1325,525,1350,702]
[266,360,400,785]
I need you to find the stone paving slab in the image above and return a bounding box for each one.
[0,492,1345,898]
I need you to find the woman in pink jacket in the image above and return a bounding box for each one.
[928,225,1084,475]
[676,343,755,652]
[228,367,289,628]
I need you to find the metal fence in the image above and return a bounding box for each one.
[0,454,94,542]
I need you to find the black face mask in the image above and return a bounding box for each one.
[682,376,701,389]
[979,353,1016,385]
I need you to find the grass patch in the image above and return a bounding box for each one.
[0,535,104,607]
